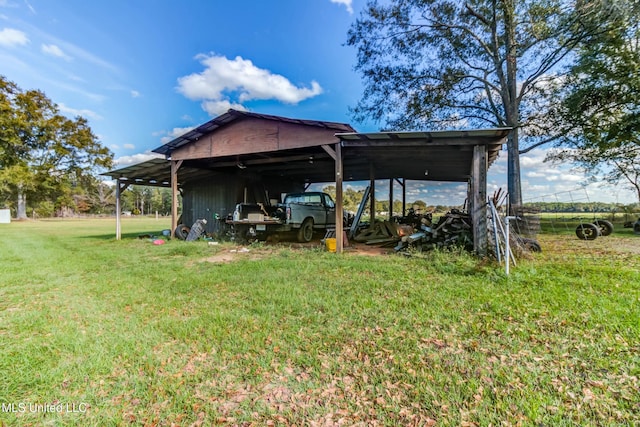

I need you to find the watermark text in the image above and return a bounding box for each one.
[1,402,88,414]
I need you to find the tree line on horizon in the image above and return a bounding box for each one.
[2,0,638,217]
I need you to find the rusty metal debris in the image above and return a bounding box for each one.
[352,209,474,252]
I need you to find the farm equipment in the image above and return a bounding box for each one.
[623,218,640,235]
[575,219,614,240]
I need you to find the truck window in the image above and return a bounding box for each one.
[308,194,321,204]
[323,194,335,208]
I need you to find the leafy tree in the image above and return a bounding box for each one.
[117,185,173,216]
[91,179,116,214]
[0,77,30,167]
[347,0,606,210]
[0,76,113,218]
[548,1,640,202]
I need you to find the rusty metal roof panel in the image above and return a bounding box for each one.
[101,158,212,187]
[337,128,512,145]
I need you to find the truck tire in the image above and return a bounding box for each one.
[174,224,190,240]
[521,237,542,252]
[297,218,314,242]
[592,220,613,236]
[233,224,249,243]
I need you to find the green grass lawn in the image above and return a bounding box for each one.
[0,217,638,426]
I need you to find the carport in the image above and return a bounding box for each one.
[104,109,510,256]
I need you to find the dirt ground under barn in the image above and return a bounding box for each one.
[199,231,640,265]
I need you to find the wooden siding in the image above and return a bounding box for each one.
[171,118,341,161]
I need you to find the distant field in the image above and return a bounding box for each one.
[511,212,639,237]
[0,217,638,426]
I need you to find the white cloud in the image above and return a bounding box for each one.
[486,147,636,203]
[559,173,583,183]
[23,0,35,14]
[130,90,140,98]
[159,126,196,144]
[201,99,246,117]
[59,40,118,73]
[177,54,323,116]
[54,81,105,102]
[58,103,102,120]
[123,143,135,150]
[520,151,548,168]
[21,20,119,74]
[0,27,28,46]
[525,171,548,179]
[330,0,353,14]
[41,43,71,60]
[114,152,163,168]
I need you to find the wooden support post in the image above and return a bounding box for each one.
[115,180,122,240]
[335,143,344,253]
[369,164,375,224]
[115,180,130,240]
[471,145,488,256]
[324,143,344,253]
[402,178,406,216]
[170,160,183,237]
[389,178,393,220]
[395,178,406,216]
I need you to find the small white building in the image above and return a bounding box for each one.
[0,209,11,224]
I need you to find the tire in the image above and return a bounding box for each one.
[634,221,640,235]
[575,223,600,240]
[297,218,314,243]
[174,224,190,240]
[521,237,542,252]
[233,224,250,243]
[593,220,613,236]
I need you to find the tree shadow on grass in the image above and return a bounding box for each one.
[76,230,170,241]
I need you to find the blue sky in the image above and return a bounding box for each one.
[0,0,636,204]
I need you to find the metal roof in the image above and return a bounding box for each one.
[102,158,211,187]
[152,109,355,156]
[335,128,510,182]
[103,127,511,186]
[337,128,512,144]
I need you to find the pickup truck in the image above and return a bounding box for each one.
[227,191,338,243]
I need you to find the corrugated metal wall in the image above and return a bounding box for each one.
[181,174,304,234]
[182,177,237,228]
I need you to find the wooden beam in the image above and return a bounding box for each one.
[369,163,376,225]
[201,152,332,168]
[321,144,337,161]
[115,180,131,240]
[389,178,393,220]
[471,145,488,256]
[115,180,121,240]
[335,142,343,254]
[170,160,183,236]
[400,178,406,216]
[341,137,499,147]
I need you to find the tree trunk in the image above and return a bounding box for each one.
[507,130,523,212]
[16,188,27,220]
[503,0,523,213]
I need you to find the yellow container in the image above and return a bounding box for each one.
[325,238,337,252]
